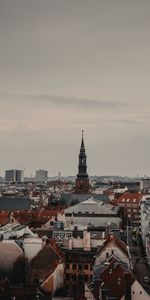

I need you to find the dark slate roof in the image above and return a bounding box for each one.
[0,197,33,211]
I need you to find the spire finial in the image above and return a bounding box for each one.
[82,129,84,138]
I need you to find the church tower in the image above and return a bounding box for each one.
[75,131,90,193]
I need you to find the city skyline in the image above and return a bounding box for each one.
[1,1,150,176]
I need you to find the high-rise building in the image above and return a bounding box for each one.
[35,169,48,182]
[75,131,90,193]
[5,169,24,182]
[16,170,24,182]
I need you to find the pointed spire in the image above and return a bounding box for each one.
[81,129,85,150]
[82,129,84,138]
[75,130,89,193]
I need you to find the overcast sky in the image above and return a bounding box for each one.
[0,0,150,177]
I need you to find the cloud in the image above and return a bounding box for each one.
[0,93,149,133]
[36,94,127,109]
[0,93,126,110]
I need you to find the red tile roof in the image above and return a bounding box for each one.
[0,212,10,225]
[89,259,134,300]
[114,192,142,204]
[10,208,64,226]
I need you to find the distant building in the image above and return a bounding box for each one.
[35,169,48,182]
[146,231,150,267]
[75,131,90,193]
[5,169,24,182]
[140,195,150,247]
[113,192,142,226]
[140,178,150,192]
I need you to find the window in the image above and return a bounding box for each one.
[133,209,137,212]
[84,264,89,270]
[133,199,136,203]
[72,274,76,281]
[90,264,93,271]
[72,264,76,270]
[84,275,89,282]
[53,232,59,237]
[78,264,82,270]
[66,274,70,280]
[127,209,131,212]
[122,199,125,202]
[66,264,69,269]
[126,198,129,202]
[78,274,83,281]
[60,233,65,238]
[128,214,131,218]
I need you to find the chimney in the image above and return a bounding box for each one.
[106,252,109,258]
[83,230,91,251]
[105,252,109,265]
[69,238,73,250]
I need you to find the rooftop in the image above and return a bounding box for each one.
[64,198,119,215]
[0,197,33,211]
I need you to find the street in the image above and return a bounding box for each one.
[127,226,150,295]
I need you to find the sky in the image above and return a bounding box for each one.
[0,0,150,177]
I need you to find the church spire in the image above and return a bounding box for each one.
[75,131,90,193]
[80,130,86,154]
[77,130,88,178]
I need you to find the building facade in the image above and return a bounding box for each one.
[35,169,48,182]
[140,195,150,248]
[5,169,24,182]
[113,192,142,226]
